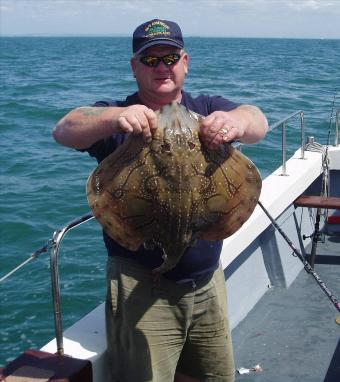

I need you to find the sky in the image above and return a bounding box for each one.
[0,0,339,39]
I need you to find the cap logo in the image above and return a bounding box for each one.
[132,19,183,54]
[145,20,171,39]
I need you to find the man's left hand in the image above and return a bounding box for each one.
[199,111,244,150]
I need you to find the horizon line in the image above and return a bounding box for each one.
[1,33,339,40]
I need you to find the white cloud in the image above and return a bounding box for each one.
[286,0,336,10]
[0,0,339,38]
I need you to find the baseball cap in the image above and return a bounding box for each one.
[133,19,184,55]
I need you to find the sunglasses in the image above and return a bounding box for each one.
[139,53,181,68]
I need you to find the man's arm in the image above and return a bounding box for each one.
[52,105,157,149]
[200,105,269,150]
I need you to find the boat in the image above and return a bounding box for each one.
[1,106,339,381]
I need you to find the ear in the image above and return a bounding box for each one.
[131,57,137,77]
[182,52,189,75]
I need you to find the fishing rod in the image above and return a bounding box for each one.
[0,241,54,283]
[257,200,340,314]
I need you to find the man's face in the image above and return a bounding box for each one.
[131,45,189,102]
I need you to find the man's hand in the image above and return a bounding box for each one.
[117,105,158,143]
[53,104,159,149]
[199,111,244,150]
[200,105,268,149]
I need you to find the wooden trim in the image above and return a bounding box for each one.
[294,195,340,210]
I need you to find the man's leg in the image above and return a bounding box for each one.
[176,265,235,382]
[106,256,194,382]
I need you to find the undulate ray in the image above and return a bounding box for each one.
[87,102,262,277]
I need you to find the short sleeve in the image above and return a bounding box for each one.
[209,96,240,113]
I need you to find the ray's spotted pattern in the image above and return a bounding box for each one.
[87,102,262,278]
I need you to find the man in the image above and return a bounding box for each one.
[53,19,268,382]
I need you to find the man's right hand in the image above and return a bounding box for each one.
[53,104,159,149]
[117,105,158,143]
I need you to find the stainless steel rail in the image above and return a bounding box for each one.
[268,110,305,176]
[49,212,94,355]
[335,109,339,147]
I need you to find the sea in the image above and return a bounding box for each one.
[0,36,339,366]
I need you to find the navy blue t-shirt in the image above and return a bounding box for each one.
[85,91,239,282]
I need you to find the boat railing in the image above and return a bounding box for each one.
[0,212,95,356]
[49,212,94,355]
[335,108,339,146]
[268,110,305,176]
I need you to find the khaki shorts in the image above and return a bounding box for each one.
[106,256,235,382]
